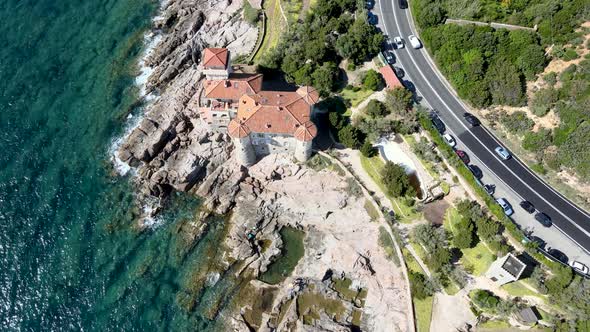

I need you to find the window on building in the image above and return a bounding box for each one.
[491,277,498,282]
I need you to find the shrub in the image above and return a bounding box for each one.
[499,111,534,135]
[522,128,552,152]
[409,271,433,299]
[360,140,376,157]
[530,87,557,116]
[543,72,557,86]
[381,161,416,197]
[338,125,363,149]
[364,99,387,118]
[362,69,384,91]
[453,215,475,249]
[243,1,260,25]
[471,289,500,312]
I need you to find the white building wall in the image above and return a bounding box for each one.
[250,133,296,156]
[295,140,313,162]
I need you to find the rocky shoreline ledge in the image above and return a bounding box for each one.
[116,0,411,330]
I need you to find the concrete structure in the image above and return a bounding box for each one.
[485,253,526,285]
[198,48,319,165]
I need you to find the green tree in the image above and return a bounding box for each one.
[409,272,433,299]
[338,125,363,149]
[487,58,525,106]
[336,17,384,64]
[417,1,446,28]
[453,215,475,248]
[362,69,384,91]
[386,87,414,112]
[312,61,338,95]
[364,99,387,118]
[360,140,376,157]
[381,162,416,197]
[530,87,557,116]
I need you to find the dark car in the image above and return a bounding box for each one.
[365,0,375,9]
[469,165,483,179]
[548,249,569,264]
[394,66,405,78]
[463,113,481,127]
[399,0,408,8]
[534,212,552,227]
[384,51,395,64]
[367,12,378,25]
[484,184,495,195]
[530,236,546,249]
[519,200,535,214]
[431,115,445,134]
[456,150,470,164]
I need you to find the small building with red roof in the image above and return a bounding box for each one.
[379,65,403,90]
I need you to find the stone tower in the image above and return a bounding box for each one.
[294,121,317,162]
[228,120,256,166]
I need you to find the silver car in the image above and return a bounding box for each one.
[393,36,404,49]
[495,146,511,160]
[496,198,514,216]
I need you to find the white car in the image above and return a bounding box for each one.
[393,36,404,49]
[443,133,456,147]
[496,198,514,216]
[408,35,422,49]
[495,146,511,160]
[571,261,589,275]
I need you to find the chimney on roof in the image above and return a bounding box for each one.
[224,80,230,87]
[265,123,271,128]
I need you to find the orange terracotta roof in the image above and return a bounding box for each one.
[203,73,263,100]
[379,66,403,89]
[228,119,251,138]
[202,48,229,69]
[294,121,317,142]
[228,87,317,141]
[296,86,320,104]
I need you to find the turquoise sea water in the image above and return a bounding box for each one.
[0,1,238,330]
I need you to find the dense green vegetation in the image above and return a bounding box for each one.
[413,0,588,107]
[381,162,416,197]
[260,0,384,95]
[420,25,546,107]
[420,0,589,44]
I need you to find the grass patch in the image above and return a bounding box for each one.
[340,86,374,108]
[414,296,433,332]
[402,249,433,332]
[444,282,461,295]
[364,199,380,221]
[255,0,287,62]
[378,226,400,266]
[360,154,422,223]
[280,0,303,23]
[501,279,544,299]
[460,241,496,276]
[478,319,511,329]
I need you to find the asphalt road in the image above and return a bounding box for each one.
[375,0,590,254]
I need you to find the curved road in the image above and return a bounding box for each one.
[376,0,590,253]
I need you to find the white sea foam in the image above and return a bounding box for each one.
[135,32,162,97]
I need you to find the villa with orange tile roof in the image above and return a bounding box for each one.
[197,48,319,165]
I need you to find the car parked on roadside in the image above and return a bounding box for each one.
[431,114,445,134]
[456,150,469,164]
[443,133,456,147]
[393,36,404,49]
[463,113,480,127]
[548,249,569,264]
[367,12,378,25]
[522,235,546,249]
[571,261,589,275]
[496,197,514,216]
[495,146,511,160]
[366,0,375,9]
[408,35,422,49]
[469,164,483,179]
[484,184,495,195]
[384,51,395,64]
[399,0,408,8]
[519,200,535,214]
[534,212,552,227]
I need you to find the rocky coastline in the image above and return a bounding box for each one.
[116,0,411,330]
